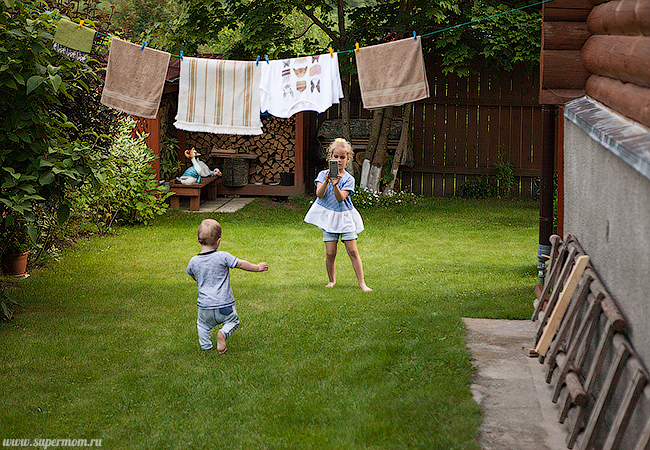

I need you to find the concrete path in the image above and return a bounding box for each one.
[464,318,568,450]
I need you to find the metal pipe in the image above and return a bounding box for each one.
[538,104,556,284]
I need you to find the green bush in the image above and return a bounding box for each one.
[70,117,172,234]
[494,149,516,197]
[456,149,517,199]
[0,1,99,256]
[456,174,497,199]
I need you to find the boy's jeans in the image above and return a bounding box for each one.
[197,305,240,351]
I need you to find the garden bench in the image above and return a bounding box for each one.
[168,176,221,211]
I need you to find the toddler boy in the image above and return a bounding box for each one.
[186,219,268,353]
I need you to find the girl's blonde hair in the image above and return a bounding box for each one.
[327,138,354,160]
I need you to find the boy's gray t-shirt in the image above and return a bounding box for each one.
[186,250,239,309]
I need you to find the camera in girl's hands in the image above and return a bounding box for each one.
[328,160,339,178]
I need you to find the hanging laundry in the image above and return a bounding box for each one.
[355,37,429,109]
[100,38,170,119]
[175,57,262,135]
[53,18,96,62]
[259,52,344,119]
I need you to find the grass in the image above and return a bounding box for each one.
[0,197,539,449]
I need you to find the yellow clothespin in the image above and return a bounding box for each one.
[355,43,359,54]
[78,19,84,30]
[328,47,333,58]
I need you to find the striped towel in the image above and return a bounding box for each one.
[174,57,262,135]
[100,38,170,119]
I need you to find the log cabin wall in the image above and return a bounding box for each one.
[539,0,592,104]
[582,0,650,128]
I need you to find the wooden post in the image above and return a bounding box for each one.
[144,113,161,181]
[294,112,307,193]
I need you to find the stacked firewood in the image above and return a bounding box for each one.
[185,116,296,184]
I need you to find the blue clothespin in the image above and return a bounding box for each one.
[180,50,183,61]
[256,55,260,66]
[413,31,417,41]
[264,54,269,64]
[141,41,147,51]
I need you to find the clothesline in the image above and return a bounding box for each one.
[15,0,548,61]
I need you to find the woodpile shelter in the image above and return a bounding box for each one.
[132,58,310,197]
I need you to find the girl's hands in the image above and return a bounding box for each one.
[327,170,340,186]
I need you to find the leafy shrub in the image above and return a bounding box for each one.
[456,174,497,199]
[70,117,172,234]
[159,136,183,181]
[456,150,517,199]
[0,2,98,257]
[1,289,18,320]
[494,150,516,197]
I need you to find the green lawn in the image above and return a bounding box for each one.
[0,197,539,449]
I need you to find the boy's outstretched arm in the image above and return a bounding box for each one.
[236,259,269,272]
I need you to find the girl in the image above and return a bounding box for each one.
[304,138,372,292]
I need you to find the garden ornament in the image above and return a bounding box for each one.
[176,148,221,185]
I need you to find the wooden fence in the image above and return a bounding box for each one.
[324,56,545,197]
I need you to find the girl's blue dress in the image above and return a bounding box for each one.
[304,170,364,233]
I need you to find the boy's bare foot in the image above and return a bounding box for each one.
[326,281,336,288]
[216,331,227,354]
[360,284,373,292]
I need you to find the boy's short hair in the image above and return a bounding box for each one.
[197,219,222,246]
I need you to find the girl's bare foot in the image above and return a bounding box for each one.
[360,284,373,292]
[326,281,336,288]
[216,331,227,354]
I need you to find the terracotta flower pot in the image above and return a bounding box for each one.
[2,251,29,277]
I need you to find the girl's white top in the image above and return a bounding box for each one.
[304,170,364,234]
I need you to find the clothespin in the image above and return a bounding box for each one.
[264,54,269,64]
[355,43,359,54]
[141,41,147,51]
[329,47,333,58]
[413,31,417,41]
[256,55,260,66]
[78,20,84,30]
[180,50,183,61]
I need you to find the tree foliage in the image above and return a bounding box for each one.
[140,0,540,75]
[0,0,100,254]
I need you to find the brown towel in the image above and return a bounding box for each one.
[101,38,171,119]
[355,37,429,109]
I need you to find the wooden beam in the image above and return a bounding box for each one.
[540,50,591,89]
[586,74,650,128]
[543,21,591,50]
[582,35,650,88]
[539,88,585,104]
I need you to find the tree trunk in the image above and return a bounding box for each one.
[340,76,354,174]
[367,107,394,192]
[359,108,384,189]
[383,104,412,195]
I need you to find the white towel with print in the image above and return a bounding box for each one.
[175,57,262,135]
[259,53,344,118]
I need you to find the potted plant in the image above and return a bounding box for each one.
[1,222,32,277]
